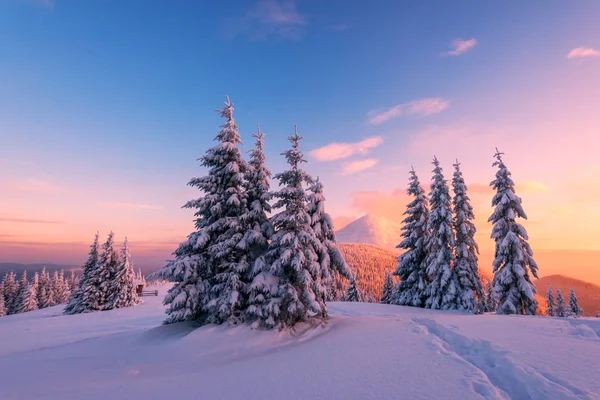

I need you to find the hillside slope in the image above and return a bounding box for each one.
[0,285,598,400]
[535,275,600,316]
[336,215,401,250]
[337,243,398,300]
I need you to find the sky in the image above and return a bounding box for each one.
[1,0,600,284]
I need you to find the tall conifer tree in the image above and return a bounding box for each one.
[65,233,100,314]
[545,286,555,316]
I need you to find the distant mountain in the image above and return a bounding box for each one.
[336,215,401,250]
[336,243,398,301]
[0,263,80,279]
[535,275,600,317]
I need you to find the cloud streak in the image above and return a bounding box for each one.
[444,38,477,56]
[0,179,60,193]
[98,202,161,210]
[0,217,62,224]
[310,136,383,162]
[368,98,449,125]
[341,159,379,175]
[567,47,600,59]
[228,0,307,40]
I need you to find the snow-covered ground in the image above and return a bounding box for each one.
[1,285,599,400]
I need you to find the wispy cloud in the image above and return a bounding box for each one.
[368,98,449,125]
[567,47,600,59]
[0,179,60,193]
[341,159,379,175]
[0,217,62,224]
[98,202,161,210]
[310,136,383,162]
[443,38,477,56]
[228,0,307,40]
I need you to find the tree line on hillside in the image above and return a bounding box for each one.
[152,97,354,330]
[545,286,583,317]
[387,150,540,315]
[64,232,141,314]
[0,268,77,317]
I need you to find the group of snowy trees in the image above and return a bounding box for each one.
[391,149,539,315]
[545,286,583,317]
[64,232,140,314]
[155,97,352,330]
[0,268,77,317]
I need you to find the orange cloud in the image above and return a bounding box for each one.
[567,47,600,59]
[341,159,379,175]
[0,217,62,224]
[309,136,383,161]
[368,98,449,125]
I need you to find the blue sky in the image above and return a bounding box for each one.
[2,0,600,283]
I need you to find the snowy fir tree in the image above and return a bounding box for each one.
[485,279,496,312]
[380,271,394,305]
[248,128,327,330]
[308,177,352,302]
[1,271,18,315]
[243,126,273,269]
[108,238,140,309]
[68,270,79,292]
[568,288,583,317]
[545,286,555,316]
[345,276,365,302]
[54,270,71,304]
[489,149,539,315]
[555,289,566,317]
[84,233,118,311]
[424,157,463,310]
[37,267,55,309]
[16,275,39,314]
[65,233,99,314]
[156,97,251,325]
[452,160,483,312]
[392,167,430,307]
[0,285,6,317]
[14,271,29,314]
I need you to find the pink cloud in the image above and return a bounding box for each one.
[444,38,477,56]
[567,47,600,59]
[98,202,161,210]
[341,159,379,175]
[310,136,383,161]
[230,0,307,40]
[368,98,449,125]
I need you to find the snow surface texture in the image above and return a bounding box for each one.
[0,284,599,400]
[336,214,402,250]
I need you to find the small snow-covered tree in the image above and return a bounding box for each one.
[489,149,539,315]
[108,238,140,309]
[545,286,555,316]
[85,233,118,310]
[346,276,365,302]
[452,160,483,312]
[68,270,79,292]
[54,270,70,304]
[1,271,18,315]
[424,157,463,310]
[0,285,6,317]
[568,288,583,317]
[156,97,250,325]
[37,267,55,309]
[14,271,29,314]
[392,167,430,307]
[380,271,394,304]
[248,127,326,329]
[16,274,39,314]
[308,177,352,304]
[65,233,99,314]
[485,279,496,312]
[555,289,566,317]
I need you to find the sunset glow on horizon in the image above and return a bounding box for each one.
[1,1,600,285]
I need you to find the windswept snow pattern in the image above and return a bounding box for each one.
[0,285,598,400]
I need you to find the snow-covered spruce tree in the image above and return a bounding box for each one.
[84,233,118,311]
[156,97,250,325]
[380,271,394,304]
[68,270,79,292]
[37,267,55,309]
[485,279,496,312]
[308,177,352,303]
[108,238,140,309]
[568,288,583,317]
[555,288,566,317]
[1,271,18,315]
[545,286,555,316]
[392,167,430,307]
[345,276,365,302]
[56,270,71,304]
[65,233,100,314]
[452,160,483,312]
[16,275,39,314]
[0,285,6,317]
[13,271,29,314]
[489,149,539,315]
[248,128,327,329]
[243,126,273,282]
[424,157,463,310]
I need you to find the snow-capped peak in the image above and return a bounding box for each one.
[335,214,401,250]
